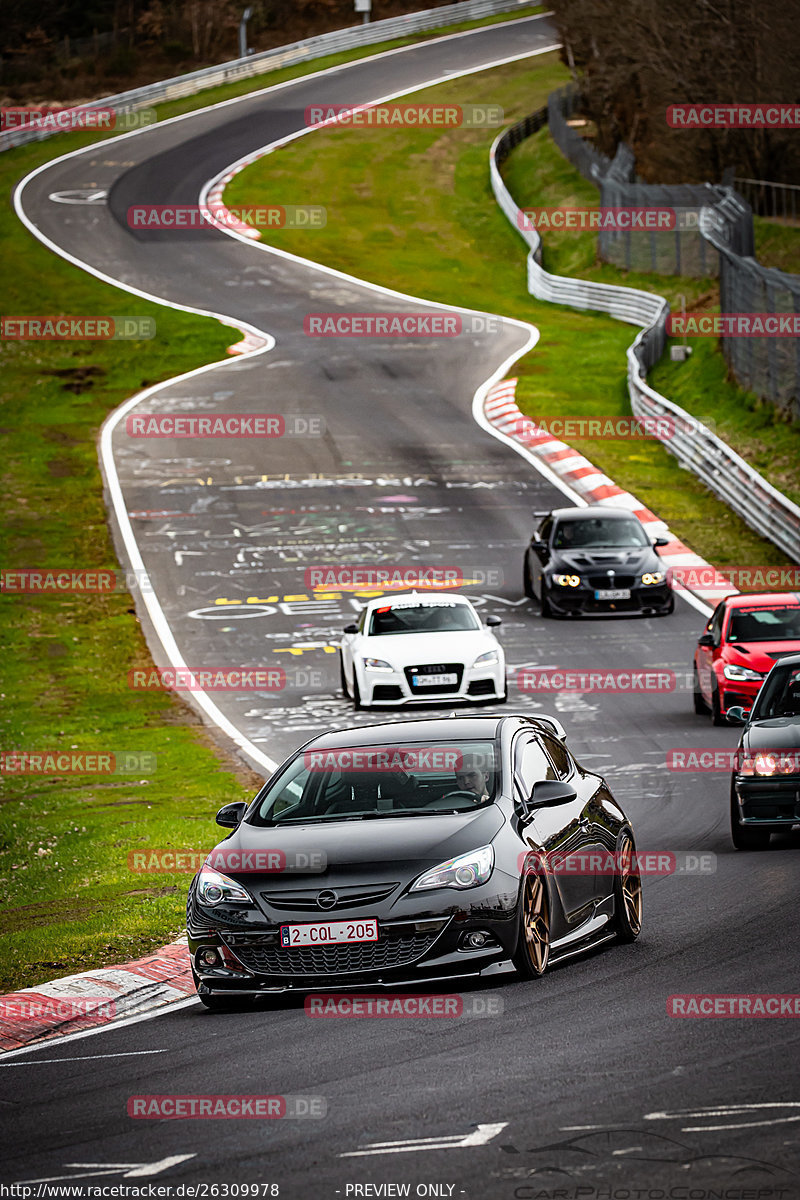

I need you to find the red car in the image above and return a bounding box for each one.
[693,592,800,725]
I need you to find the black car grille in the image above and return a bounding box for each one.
[404,663,463,695]
[223,930,439,977]
[585,574,637,589]
[261,883,398,912]
[372,684,404,701]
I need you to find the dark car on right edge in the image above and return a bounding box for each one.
[727,653,800,850]
[523,505,673,617]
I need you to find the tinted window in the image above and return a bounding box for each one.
[368,601,479,636]
[542,733,572,779]
[514,737,557,794]
[728,606,800,644]
[553,517,649,549]
[709,602,726,645]
[248,739,499,824]
[752,664,800,720]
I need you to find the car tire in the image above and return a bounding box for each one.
[339,654,350,699]
[540,582,552,619]
[353,675,365,710]
[613,828,643,942]
[523,556,535,599]
[512,870,550,979]
[730,784,771,850]
[711,680,725,726]
[693,666,709,715]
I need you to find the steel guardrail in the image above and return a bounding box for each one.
[0,0,538,153]
[490,111,800,563]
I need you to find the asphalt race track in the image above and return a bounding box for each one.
[5,15,800,1198]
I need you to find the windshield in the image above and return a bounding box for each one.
[553,517,649,549]
[728,606,800,643]
[248,739,499,825]
[751,664,800,720]
[368,600,480,636]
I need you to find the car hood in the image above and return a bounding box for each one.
[551,547,659,574]
[742,717,800,752]
[724,640,800,671]
[359,629,500,667]
[217,804,506,879]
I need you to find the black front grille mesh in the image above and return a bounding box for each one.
[227,931,437,976]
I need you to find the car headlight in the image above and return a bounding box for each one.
[552,574,581,587]
[411,845,494,892]
[196,867,252,906]
[363,657,394,672]
[473,650,499,666]
[641,572,665,585]
[723,663,764,682]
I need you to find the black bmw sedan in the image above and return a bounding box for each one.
[727,652,800,850]
[523,505,674,617]
[187,714,642,1009]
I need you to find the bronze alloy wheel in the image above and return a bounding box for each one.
[513,871,551,978]
[615,831,643,940]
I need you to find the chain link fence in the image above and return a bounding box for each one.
[490,110,800,563]
[547,84,800,417]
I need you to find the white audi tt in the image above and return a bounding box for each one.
[339,592,506,708]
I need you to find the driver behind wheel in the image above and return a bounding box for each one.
[443,754,490,804]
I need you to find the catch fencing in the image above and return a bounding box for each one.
[547,84,800,421]
[490,110,800,562]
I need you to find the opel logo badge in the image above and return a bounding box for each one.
[316,889,338,910]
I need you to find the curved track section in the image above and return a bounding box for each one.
[8,16,800,1197]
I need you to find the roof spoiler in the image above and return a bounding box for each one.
[532,714,567,742]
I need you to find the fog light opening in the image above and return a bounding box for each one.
[197,947,222,969]
[461,930,496,950]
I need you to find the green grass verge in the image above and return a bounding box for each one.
[224,54,796,568]
[0,8,555,996]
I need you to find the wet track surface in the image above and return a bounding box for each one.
[6,15,800,1197]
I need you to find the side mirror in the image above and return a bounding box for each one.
[527,780,578,808]
[486,615,502,627]
[216,801,247,828]
[343,623,358,634]
[653,536,669,548]
[726,706,750,726]
[697,632,714,648]
[531,539,547,556]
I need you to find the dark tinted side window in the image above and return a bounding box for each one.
[542,733,572,779]
[513,736,557,798]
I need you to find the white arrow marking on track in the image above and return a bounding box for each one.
[340,1122,507,1156]
[20,1155,196,1183]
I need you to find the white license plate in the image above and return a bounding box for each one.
[412,673,457,686]
[280,918,378,947]
[594,588,631,600]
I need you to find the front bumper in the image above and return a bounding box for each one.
[188,879,519,994]
[733,776,800,826]
[719,677,764,713]
[545,581,673,616]
[359,662,505,706]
